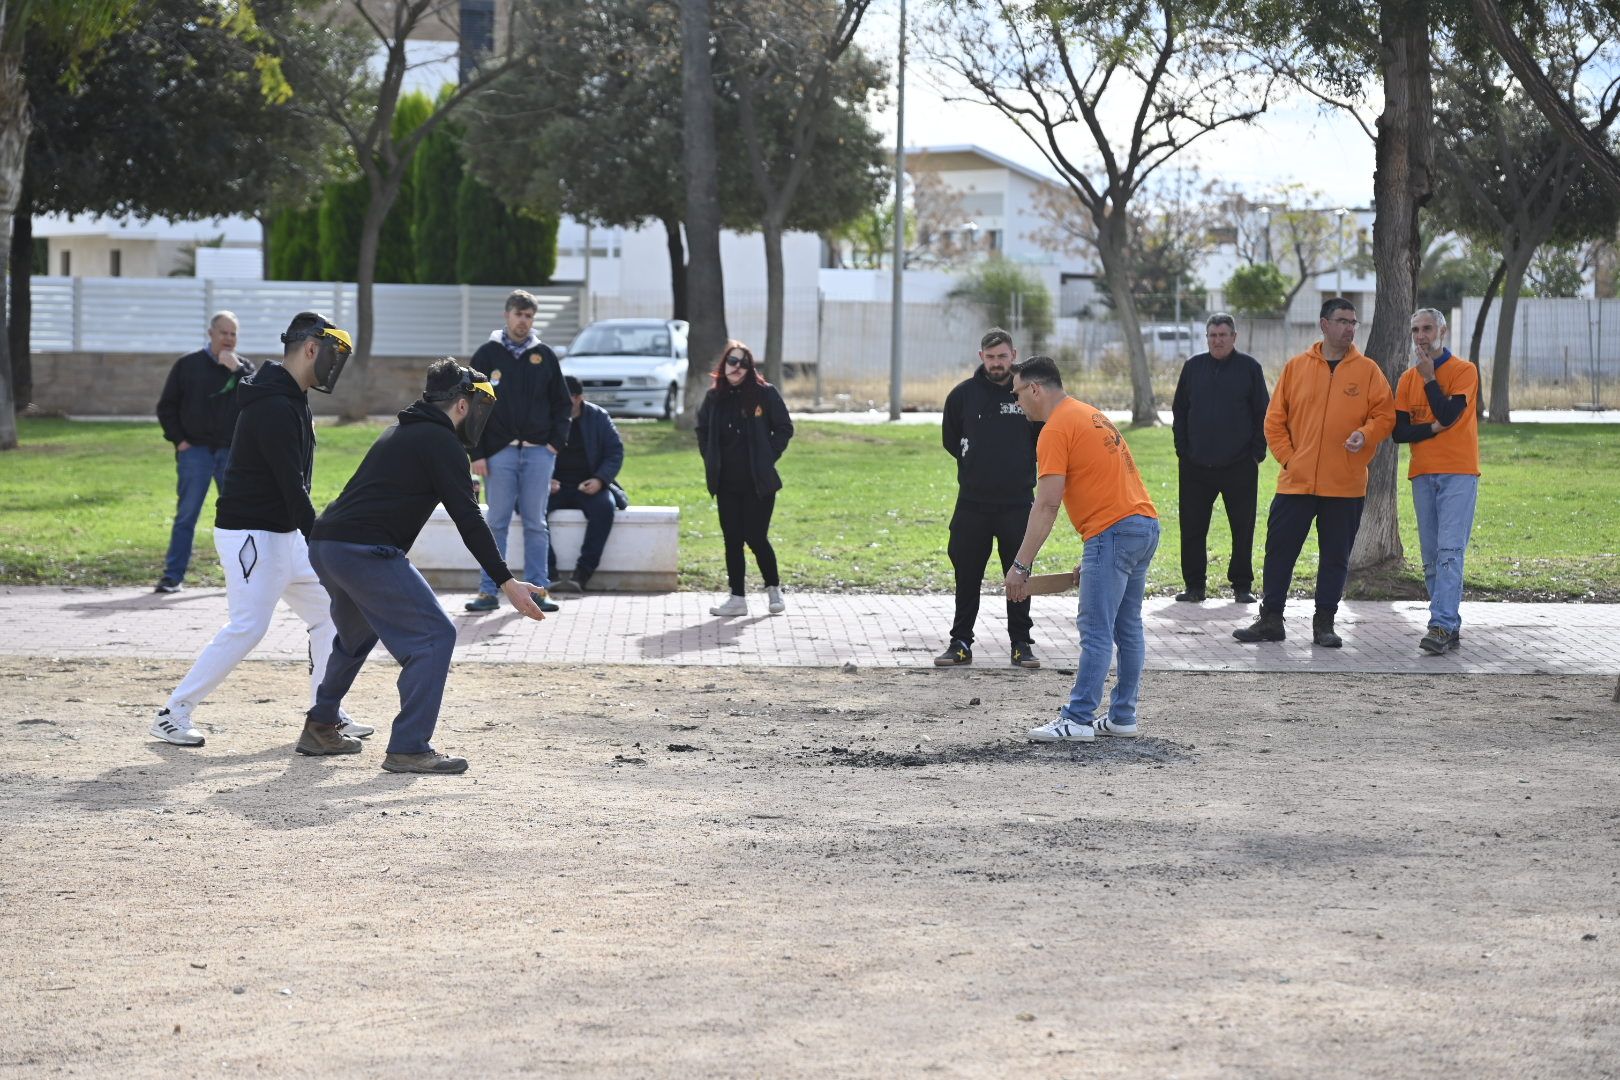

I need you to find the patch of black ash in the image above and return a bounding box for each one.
[818,737,1192,769]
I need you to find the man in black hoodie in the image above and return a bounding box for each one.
[463,290,572,614]
[1170,313,1270,604]
[305,359,546,775]
[154,311,253,592]
[151,312,375,750]
[936,328,1041,669]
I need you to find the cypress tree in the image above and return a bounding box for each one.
[318,178,366,282]
[454,173,513,285]
[414,110,463,282]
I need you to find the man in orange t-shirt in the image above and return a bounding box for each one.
[1392,307,1479,656]
[1004,356,1160,742]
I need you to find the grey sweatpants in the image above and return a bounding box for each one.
[307,540,458,755]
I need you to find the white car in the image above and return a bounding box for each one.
[559,318,689,420]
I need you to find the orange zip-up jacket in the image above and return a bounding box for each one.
[1265,341,1395,498]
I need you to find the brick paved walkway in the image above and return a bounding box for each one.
[1,586,1614,675]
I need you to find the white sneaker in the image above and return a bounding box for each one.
[766,586,786,615]
[710,594,749,617]
[151,709,205,747]
[338,710,375,739]
[1095,717,1138,738]
[1027,718,1094,742]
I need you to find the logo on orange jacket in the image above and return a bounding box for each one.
[1343,384,1361,397]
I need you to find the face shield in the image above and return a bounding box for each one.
[424,366,497,451]
[309,327,353,394]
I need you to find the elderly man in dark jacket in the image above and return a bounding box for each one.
[547,377,627,592]
[154,311,254,592]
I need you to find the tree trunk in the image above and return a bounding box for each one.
[1487,248,1532,424]
[348,200,387,422]
[1467,257,1504,419]
[662,214,688,322]
[258,212,272,282]
[9,173,31,407]
[1095,212,1157,426]
[1351,3,1434,573]
[679,0,728,429]
[761,215,786,386]
[0,50,30,451]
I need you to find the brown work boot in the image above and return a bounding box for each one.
[1233,607,1285,643]
[382,750,469,775]
[295,720,363,756]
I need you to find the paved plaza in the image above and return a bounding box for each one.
[2,585,1614,675]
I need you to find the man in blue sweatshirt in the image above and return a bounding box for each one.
[936,328,1042,669]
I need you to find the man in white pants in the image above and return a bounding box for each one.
[151,312,374,750]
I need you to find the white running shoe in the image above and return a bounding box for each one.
[338,710,376,739]
[766,586,786,615]
[1027,718,1095,742]
[710,594,749,617]
[1094,717,1138,738]
[151,709,205,747]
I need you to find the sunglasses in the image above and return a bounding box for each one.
[724,355,747,368]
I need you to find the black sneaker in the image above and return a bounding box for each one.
[1174,588,1205,602]
[933,638,972,667]
[1010,642,1041,669]
[532,592,560,613]
[153,577,181,594]
[1418,625,1457,655]
[553,578,585,594]
[1233,587,1257,604]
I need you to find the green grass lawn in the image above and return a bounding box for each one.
[2,416,1616,600]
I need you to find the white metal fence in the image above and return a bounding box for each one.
[19,277,584,358]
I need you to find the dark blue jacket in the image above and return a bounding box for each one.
[574,400,630,508]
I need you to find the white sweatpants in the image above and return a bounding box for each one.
[166,528,337,719]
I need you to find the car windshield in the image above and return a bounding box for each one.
[570,325,671,357]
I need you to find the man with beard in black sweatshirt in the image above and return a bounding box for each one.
[151,312,375,749]
[936,327,1042,669]
[305,359,547,775]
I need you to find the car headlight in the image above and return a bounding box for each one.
[626,376,657,387]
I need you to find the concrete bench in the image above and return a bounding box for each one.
[407,504,679,592]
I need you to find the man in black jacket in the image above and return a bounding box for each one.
[151,312,375,750]
[306,359,546,775]
[1170,313,1270,603]
[547,377,626,592]
[154,311,253,592]
[936,327,1041,669]
[464,290,572,614]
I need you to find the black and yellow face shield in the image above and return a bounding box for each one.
[425,365,497,450]
[309,326,353,395]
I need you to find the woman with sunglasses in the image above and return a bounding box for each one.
[695,341,795,616]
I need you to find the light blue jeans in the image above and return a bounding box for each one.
[479,443,556,596]
[1060,515,1161,728]
[163,445,231,584]
[1411,473,1478,633]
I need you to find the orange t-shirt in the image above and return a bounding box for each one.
[1036,396,1158,540]
[1395,353,1481,478]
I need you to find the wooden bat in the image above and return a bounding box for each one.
[1020,572,1075,595]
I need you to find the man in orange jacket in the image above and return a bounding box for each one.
[1235,297,1394,647]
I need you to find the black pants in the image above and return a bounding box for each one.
[947,499,1034,646]
[1260,493,1365,616]
[546,485,617,586]
[1178,459,1258,593]
[717,489,779,595]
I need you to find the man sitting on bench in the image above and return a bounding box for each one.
[548,375,627,593]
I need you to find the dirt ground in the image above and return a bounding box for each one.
[1,658,1617,1079]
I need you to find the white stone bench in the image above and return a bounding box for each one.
[407,504,680,592]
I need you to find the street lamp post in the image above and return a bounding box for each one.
[1335,207,1348,298]
[888,0,907,422]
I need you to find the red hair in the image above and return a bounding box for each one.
[711,339,770,388]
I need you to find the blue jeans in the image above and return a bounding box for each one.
[1411,473,1478,632]
[308,540,458,756]
[1060,515,1161,728]
[163,445,231,583]
[480,444,556,595]
[546,485,617,585]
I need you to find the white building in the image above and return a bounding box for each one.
[32,213,262,279]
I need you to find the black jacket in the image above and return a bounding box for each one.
[312,400,512,587]
[471,339,572,461]
[1171,350,1270,468]
[156,347,254,449]
[941,365,1037,504]
[696,381,794,497]
[214,362,316,537]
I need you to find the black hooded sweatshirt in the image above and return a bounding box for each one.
[214,362,316,536]
[156,348,255,449]
[941,365,1038,505]
[311,400,512,587]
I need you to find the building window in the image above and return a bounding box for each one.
[110,249,122,277]
[60,250,71,276]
